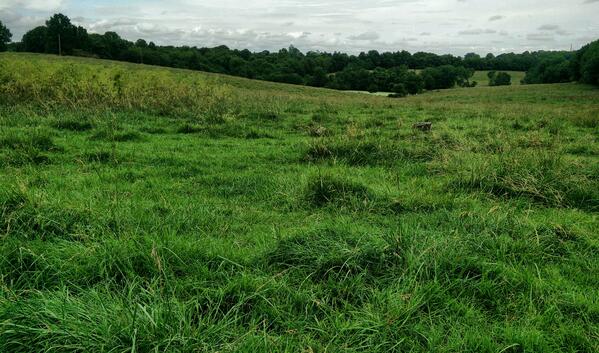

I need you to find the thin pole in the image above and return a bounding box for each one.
[58,34,62,56]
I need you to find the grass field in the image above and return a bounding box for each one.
[472,71,526,86]
[0,53,598,352]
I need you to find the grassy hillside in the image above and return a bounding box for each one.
[0,53,598,353]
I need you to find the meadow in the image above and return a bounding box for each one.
[0,52,598,352]
[471,71,526,86]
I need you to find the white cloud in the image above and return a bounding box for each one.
[0,0,63,11]
[348,31,380,41]
[1,0,597,55]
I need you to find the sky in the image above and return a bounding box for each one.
[1,0,598,55]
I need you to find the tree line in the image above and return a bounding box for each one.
[522,40,599,85]
[1,14,597,93]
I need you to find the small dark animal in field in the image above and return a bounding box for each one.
[413,122,432,132]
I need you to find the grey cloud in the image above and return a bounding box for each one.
[489,15,504,21]
[458,29,497,35]
[348,31,380,41]
[538,24,560,31]
[527,33,555,41]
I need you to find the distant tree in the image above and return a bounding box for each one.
[45,13,77,55]
[455,67,475,87]
[22,26,48,53]
[102,32,129,59]
[403,71,424,94]
[488,71,512,86]
[308,67,328,87]
[134,39,148,63]
[0,20,12,52]
[389,83,407,97]
[577,40,599,85]
[490,71,512,86]
[523,58,572,84]
[135,39,148,48]
[464,53,483,70]
[421,65,461,90]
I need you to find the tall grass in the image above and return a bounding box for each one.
[0,53,597,352]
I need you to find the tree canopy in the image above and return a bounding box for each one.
[0,20,12,52]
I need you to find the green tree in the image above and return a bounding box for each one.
[102,32,129,59]
[523,58,571,84]
[404,71,424,94]
[464,53,483,70]
[455,67,475,87]
[389,83,407,97]
[22,26,48,53]
[308,67,328,87]
[578,40,599,85]
[46,13,76,55]
[489,71,512,86]
[0,20,12,52]
[421,65,459,90]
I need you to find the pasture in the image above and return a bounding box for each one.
[471,70,526,86]
[0,53,598,352]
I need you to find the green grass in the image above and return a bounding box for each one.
[472,71,526,86]
[0,53,598,352]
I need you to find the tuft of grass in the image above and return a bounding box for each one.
[0,188,91,241]
[90,129,144,142]
[176,123,205,134]
[304,138,436,166]
[266,227,404,283]
[303,174,375,209]
[0,130,61,166]
[455,152,599,211]
[0,130,58,152]
[83,150,113,163]
[51,118,94,132]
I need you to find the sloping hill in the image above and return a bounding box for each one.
[1,53,598,353]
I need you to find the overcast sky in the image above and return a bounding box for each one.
[1,0,598,55]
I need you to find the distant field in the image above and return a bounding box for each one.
[472,70,526,86]
[357,70,527,95]
[1,53,598,353]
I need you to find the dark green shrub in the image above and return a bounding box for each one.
[489,71,512,86]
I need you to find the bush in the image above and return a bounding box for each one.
[390,83,407,97]
[488,71,512,86]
